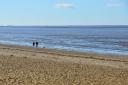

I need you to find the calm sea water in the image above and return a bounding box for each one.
[0,26,128,55]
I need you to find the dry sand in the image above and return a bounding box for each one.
[0,44,128,85]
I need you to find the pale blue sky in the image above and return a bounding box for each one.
[0,0,128,25]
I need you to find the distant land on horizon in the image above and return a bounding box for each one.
[0,25,128,28]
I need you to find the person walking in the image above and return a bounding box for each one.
[33,42,35,47]
[36,42,39,48]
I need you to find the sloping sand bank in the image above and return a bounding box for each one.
[0,44,128,85]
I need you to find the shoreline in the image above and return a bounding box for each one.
[1,41,128,56]
[0,43,128,62]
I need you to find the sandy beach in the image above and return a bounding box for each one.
[0,44,128,85]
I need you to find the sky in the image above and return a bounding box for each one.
[0,0,128,26]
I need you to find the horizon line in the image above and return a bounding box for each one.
[0,25,128,28]
[0,25,128,27]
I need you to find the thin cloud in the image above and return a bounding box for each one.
[106,0,123,7]
[107,3,123,7]
[55,3,75,9]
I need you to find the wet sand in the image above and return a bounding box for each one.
[0,44,128,85]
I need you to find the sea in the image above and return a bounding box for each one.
[0,26,128,55]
